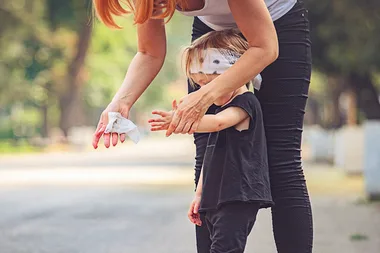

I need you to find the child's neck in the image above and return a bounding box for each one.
[215,86,249,107]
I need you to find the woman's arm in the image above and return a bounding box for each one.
[204,0,279,100]
[166,0,278,136]
[112,19,167,108]
[93,18,166,149]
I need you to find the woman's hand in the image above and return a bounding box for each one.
[92,100,130,149]
[166,87,214,136]
[188,194,202,226]
[148,100,177,132]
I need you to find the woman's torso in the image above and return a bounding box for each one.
[177,0,297,30]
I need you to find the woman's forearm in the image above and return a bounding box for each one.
[203,46,276,102]
[111,51,165,108]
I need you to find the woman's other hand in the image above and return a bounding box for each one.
[166,87,213,136]
[92,100,130,149]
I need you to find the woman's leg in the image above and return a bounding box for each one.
[189,17,215,253]
[256,1,313,252]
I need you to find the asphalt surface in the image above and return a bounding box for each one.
[0,138,379,253]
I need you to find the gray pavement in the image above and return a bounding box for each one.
[0,137,379,253]
[0,186,379,253]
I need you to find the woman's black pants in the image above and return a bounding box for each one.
[188,1,313,252]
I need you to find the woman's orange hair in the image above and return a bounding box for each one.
[93,0,187,28]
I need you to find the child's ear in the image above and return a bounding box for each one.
[172,100,178,110]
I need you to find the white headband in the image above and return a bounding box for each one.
[189,48,262,90]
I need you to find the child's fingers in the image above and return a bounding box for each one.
[151,110,168,117]
[150,122,165,127]
[148,118,165,123]
[172,100,178,110]
[195,214,202,226]
[188,213,195,224]
[194,214,202,226]
[193,202,200,214]
[190,215,197,224]
[150,127,165,131]
[192,214,200,225]
[187,202,195,222]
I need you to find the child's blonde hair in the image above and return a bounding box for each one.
[183,29,249,86]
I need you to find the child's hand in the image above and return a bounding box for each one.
[148,100,177,132]
[188,194,202,226]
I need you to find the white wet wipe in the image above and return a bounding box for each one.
[105,112,140,144]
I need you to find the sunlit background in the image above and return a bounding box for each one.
[0,0,379,252]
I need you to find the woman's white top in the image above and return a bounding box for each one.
[178,0,297,30]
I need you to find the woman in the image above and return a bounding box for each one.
[92,0,313,252]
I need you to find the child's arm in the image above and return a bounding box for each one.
[188,168,203,226]
[195,168,203,197]
[195,107,249,133]
[149,100,249,133]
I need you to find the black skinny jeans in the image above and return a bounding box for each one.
[189,1,313,252]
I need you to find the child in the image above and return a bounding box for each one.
[148,29,273,253]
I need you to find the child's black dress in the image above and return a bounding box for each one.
[198,91,273,253]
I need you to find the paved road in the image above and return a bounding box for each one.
[0,138,379,253]
[0,186,379,253]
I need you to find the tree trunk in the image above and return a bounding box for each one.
[349,72,380,120]
[305,95,321,125]
[41,104,49,138]
[345,88,357,125]
[59,20,92,137]
[324,76,345,129]
[59,86,84,137]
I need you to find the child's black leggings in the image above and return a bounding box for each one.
[198,202,260,253]
[188,1,313,252]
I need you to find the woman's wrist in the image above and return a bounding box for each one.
[111,93,133,109]
[200,84,218,107]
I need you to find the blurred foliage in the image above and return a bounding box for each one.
[350,233,369,241]
[307,0,380,75]
[0,139,42,154]
[0,0,191,142]
[0,0,379,146]
[307,0,380,121]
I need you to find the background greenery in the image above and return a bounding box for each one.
[0,0,379,152]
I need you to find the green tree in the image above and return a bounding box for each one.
[0,0,93,137]
[307,0,380,120]
[0,0,193,140]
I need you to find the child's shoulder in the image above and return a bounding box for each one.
[217,91,258,119]
[223,91,257,109]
